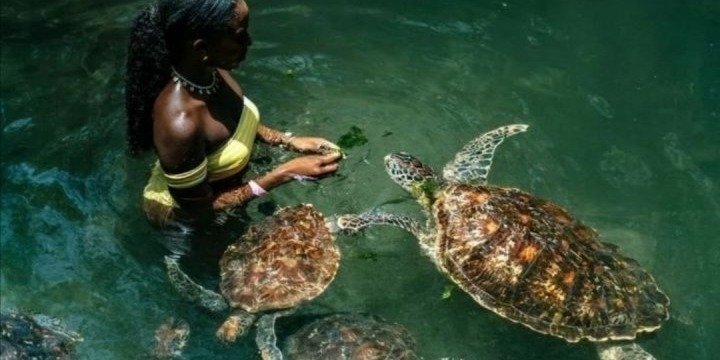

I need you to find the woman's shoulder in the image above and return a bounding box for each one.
[153,83,206,145]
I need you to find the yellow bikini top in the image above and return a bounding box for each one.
[163,96,260,188]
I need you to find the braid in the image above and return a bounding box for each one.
[125,5,170,157]
[124,0,238,157]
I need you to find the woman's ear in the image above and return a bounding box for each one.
[192,38,207,49]
[195,38,211,50]
[192,39,210,62]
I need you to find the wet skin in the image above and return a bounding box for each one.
[151,1,341,222]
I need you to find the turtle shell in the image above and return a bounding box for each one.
[432,184,670,342]
[284,314,418,360]
[219,204,340,313]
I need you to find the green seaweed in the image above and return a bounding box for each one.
[336,126,369,149]
[419,180,438,200]
[412,179,439,207]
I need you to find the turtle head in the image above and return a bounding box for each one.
[385,152,438,208]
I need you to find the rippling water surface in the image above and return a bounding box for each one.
[2,0,718,358]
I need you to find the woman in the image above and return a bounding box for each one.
[125,0,341,227]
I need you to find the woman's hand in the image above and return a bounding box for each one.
[253,152,342,193]
[287,136,341,154]
[273,152,342,182]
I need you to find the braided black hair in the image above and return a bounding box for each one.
[125,0,238,156]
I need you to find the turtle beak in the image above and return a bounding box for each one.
[383,153,398,167]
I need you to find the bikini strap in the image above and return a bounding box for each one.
[163,159,208,189]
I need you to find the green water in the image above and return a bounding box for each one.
[2,0,718,358]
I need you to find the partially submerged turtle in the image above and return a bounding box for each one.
[336,124,670,358]
[152,318,190,359]
[284,313,418,360]
[1,310,82,359]
[164,204,340,357]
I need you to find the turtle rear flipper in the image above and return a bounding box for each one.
[152,317,189,359]
[31,313,83,344]
[217,309,257,342]
[442,124,528,185]
[164,256,228,313]
[255,309,295,360]
[596,342,655,360]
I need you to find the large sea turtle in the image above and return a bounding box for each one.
[284,313,418,360]
[0,310,82,359]
[335,124,670,359]
[164,204,340,357]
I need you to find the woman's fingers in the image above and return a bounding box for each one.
[320,152,342,165]
[320,140,341,150]
[305,153,339,175]
[278,153,340,179]
[289,136,342,156]
[321,162,339,172]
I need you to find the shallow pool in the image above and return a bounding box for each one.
[1,0,718,358]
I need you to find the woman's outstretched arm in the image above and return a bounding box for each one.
[211,152,342,210]
[257,124,341,154]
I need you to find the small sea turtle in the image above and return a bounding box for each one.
[164,204,340,357]
[284,313,418,360]
[336,124,670,359]
[152,318,190,359]
[1,310,82,359]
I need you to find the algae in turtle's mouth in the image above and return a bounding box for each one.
[412,179,439,208]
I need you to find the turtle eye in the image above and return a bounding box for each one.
[412,173,425,182]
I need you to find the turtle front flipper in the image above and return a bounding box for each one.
[255,309,295,360]
[164,256,228,313]
[217,309,257,342]
[335,211,425,240]
[596,342,655,360]
[337,211,437,260]
[442,124,528,185]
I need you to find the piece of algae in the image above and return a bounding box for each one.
[350,249,379,261]
[442,284,455,300]
[336,126,369,149]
